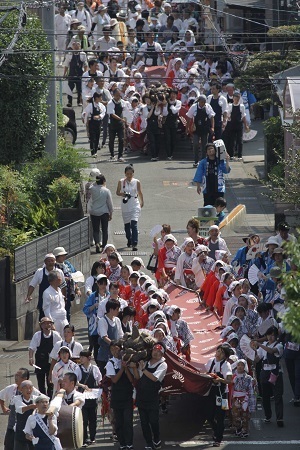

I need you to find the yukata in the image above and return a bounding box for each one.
[107,265,122,282]
[156,245,181,284]
[231,372,256,434]
[169,318,194,361]
[174,252,196,289]
[52,360,81,394]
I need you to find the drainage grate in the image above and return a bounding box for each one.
[114,231,140,235]
[118,252,148,256]
[0,354,22,359]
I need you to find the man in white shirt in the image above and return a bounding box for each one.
[97,299,124,375]
[107,88,131,161]
[71,1,92,34]
[13,380,39,450]
[61,372,85,408]
[42,270,68,337]
[135,31,166,66]
[205,225,230,261]
[207,83,228,140]
[186,94,215,167]
[28,317,61,397]
[1,369,40,450]
[55,6,71,66]
[25,253,66,321]
[63,40,88,107]
[93,25,117,52]
[275,222,297,246]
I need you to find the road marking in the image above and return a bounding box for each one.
[164,441,300,446]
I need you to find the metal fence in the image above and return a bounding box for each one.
[14,217,90,282]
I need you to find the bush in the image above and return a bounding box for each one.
[48,176,79,209]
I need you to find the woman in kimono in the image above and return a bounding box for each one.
[174,238,196,289]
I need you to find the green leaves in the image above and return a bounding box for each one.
[0,11,52,163]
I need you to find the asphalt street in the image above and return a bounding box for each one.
[0,112,299,449]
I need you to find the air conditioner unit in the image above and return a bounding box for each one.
[197,206,217,221]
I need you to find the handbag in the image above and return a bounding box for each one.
[147,253,158,272]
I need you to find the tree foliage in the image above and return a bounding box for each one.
[235,51,300,101]
[282,238,300,341]
[0,10,52,163]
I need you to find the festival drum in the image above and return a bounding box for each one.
[57,405,84,449]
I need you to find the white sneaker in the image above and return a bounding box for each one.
[118,157,126,162]
[109,156,117,161]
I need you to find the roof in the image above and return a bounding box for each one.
[224,0,265,9]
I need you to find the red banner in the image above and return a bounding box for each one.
[165,283,223,372]
[164,350,212,396]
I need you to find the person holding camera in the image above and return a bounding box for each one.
[116,164,144,251]
[107,88,131,162]
[146,93,168,161]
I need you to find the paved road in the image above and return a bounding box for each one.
[1,112,299,449]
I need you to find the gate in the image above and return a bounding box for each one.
[0,256,11,339]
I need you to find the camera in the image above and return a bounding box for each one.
[123,192,132,204]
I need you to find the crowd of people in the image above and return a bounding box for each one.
[57,0,257,165]
[1,212,299,449]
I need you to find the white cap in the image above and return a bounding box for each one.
[209,225,219,232]
[44,253,56,260]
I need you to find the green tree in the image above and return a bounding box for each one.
[282,238,300,341]
[0,10,52,163]
[235,51,300,103]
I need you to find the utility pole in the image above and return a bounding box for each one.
[38,3,57,157]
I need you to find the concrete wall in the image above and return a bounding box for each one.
[10,249,90,341]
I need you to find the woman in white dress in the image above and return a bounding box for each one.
[116,164,144,251]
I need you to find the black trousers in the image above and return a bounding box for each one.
[35,366,53,398]
[203,192,224,207]
[82,403,98,442]
[224,125,243,157]
[114,403,133,446]
[89,334,100,362]
[205,386,226,443]
[165,126,177,157]
[147,130,160,158]
[67,78,82,105]
[138,406,160,446]
[89,120,102,155]
[4,428,14,450]
[261,373,284,420]
[13,437,34,450]
[90,213,109,247]
[285,350,300,399]
[193,131,209,163]
[109,125,124,158]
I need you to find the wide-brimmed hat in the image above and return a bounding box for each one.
[110,18,118,27]
[98,4,107,11]
[53,246,68,257]
[116,10,128,19]
[70,18,81,25]
[271,247,286,259]
[265,236,279,247]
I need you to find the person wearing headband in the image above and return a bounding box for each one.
[132,342,167,450]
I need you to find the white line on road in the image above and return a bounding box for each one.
[164,441,300,446]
